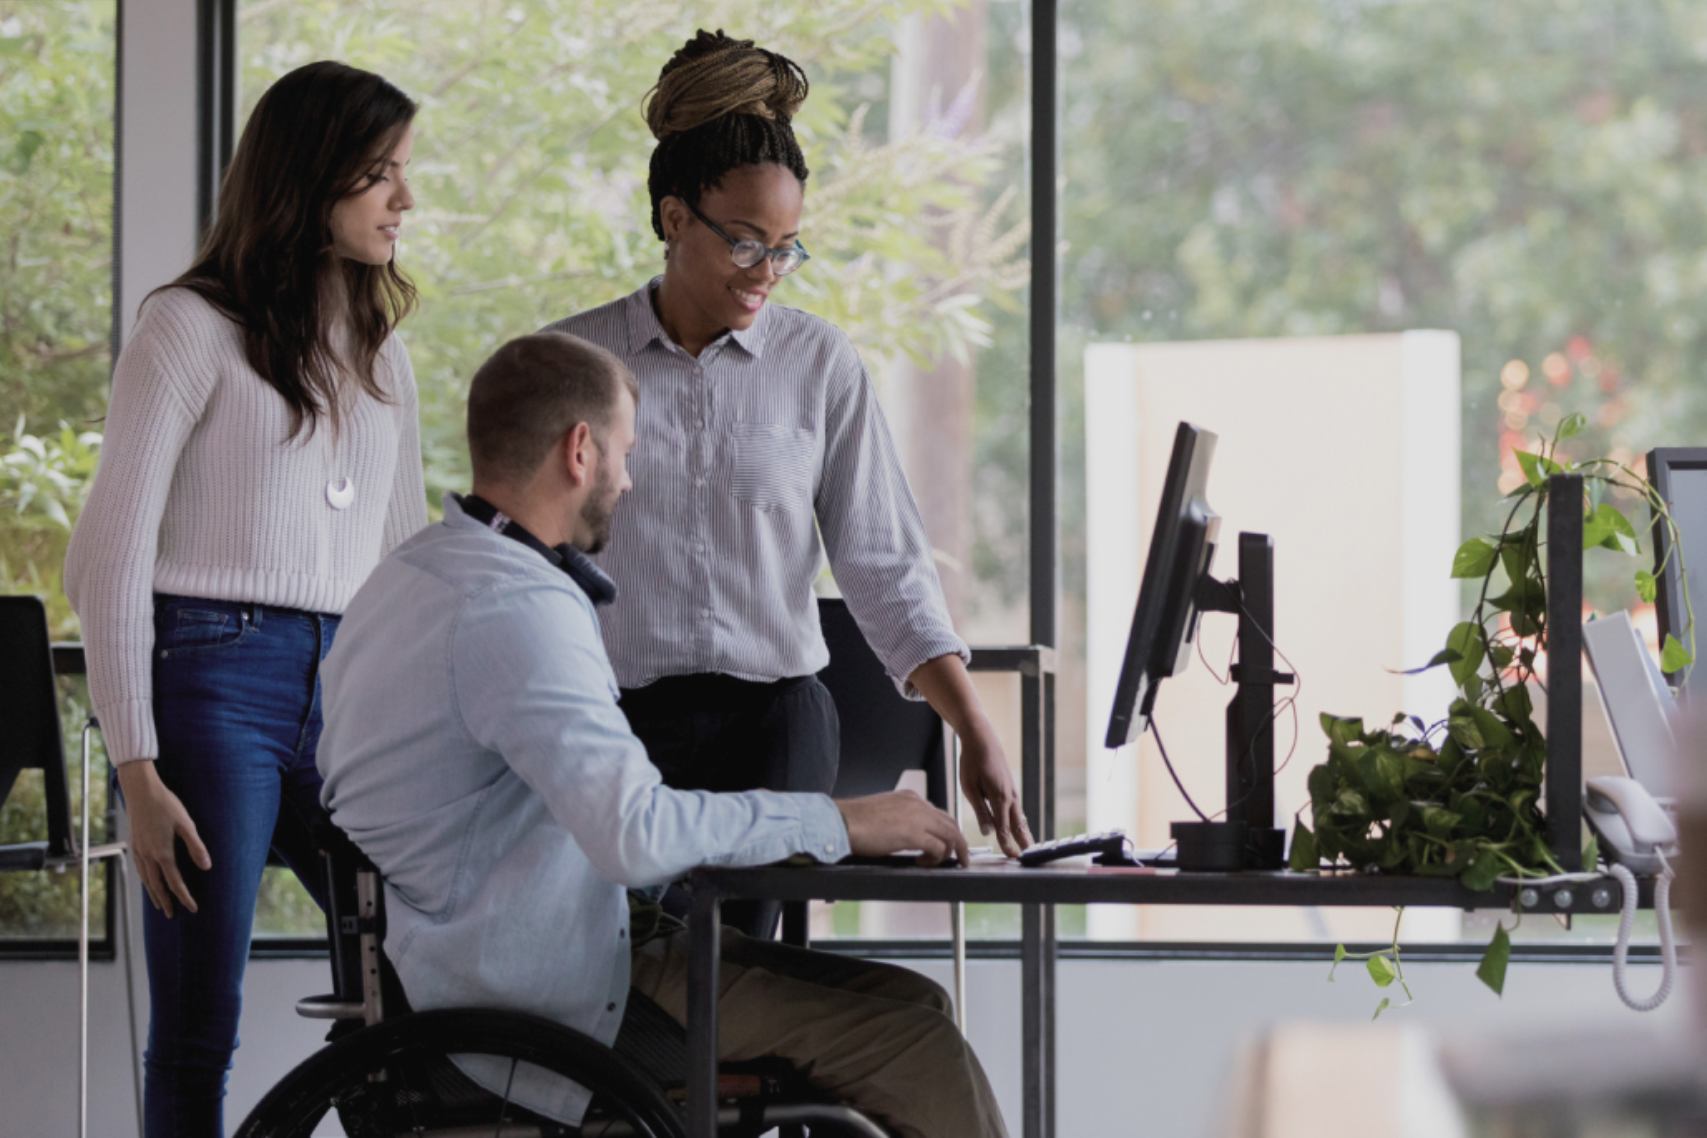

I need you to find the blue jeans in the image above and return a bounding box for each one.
[137,594,338,1138]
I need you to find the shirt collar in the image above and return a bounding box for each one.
[444,493,618,606]
[622,278,768,361]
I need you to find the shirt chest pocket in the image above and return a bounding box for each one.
[725,423,818,512]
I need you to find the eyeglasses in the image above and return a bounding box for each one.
[685,201,810,277]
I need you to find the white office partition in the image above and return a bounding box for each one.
[1083,332,1463,941]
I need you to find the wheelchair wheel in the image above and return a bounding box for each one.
[236,1007,686,1138]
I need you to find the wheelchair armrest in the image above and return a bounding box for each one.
[294,994,363,1021]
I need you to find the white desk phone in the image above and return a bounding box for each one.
[1582,613,1684,1012]
[1584,775,1677,877]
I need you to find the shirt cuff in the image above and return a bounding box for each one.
[891,634,972,701]
[800,794,852,863]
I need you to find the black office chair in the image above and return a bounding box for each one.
[802,597,969,1028]
[0,595,141,1138]
[240,819,889,1137]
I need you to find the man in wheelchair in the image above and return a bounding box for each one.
[313,331,1009,1138]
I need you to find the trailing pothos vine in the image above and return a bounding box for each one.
[1289,412,1694,1012]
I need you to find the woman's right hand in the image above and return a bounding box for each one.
[115,760,212,918]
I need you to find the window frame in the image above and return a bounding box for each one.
[196,0,1630,966]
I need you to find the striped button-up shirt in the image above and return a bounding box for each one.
[545,282,967,696]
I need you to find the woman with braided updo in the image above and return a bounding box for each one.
[546,31,1031,941]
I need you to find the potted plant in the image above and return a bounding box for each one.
[1290,412,1694,1010]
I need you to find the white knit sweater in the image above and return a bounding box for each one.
[64,287,429,764]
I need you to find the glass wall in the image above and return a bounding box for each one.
[234,0,1032,939]
[8,0,1689,956]
[1058,0,1707,946]
[0,0,116,943]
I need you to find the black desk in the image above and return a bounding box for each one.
[683,860,1653,1138]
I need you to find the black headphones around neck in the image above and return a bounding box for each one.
[455,493,618,606]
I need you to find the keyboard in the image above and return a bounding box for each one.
[1019,829,1135,867]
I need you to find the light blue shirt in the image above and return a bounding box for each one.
[317,494,851,1123]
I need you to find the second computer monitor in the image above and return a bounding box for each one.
[1648,446,1707,707]
[1104,421,1221,748]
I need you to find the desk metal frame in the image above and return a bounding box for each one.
[684,862,1651,1138]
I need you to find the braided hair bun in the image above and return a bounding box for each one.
[644,30,810,239]
[644,30,808,139]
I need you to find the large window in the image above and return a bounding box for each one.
[0,0,117,945]
[234,0,1032,940]
[1058,0,1704,948]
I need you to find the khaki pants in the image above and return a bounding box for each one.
[630,925,1009,1138]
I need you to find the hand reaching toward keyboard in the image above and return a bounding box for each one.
[836,790,972,867]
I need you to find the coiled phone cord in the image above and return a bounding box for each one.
[1607,852,1676,1012]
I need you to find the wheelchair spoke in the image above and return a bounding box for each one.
[495,1055,520,1136]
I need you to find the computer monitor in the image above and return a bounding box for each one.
[1105,421,1221,748]
[1103,419,1290,871]
[1648,447,1707,707]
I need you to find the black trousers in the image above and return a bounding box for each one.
[619,673,840,939]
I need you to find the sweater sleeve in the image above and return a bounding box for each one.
[63,290,217,764]
[381,335,429,554]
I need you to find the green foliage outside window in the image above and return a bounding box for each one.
[1057,0,1707,611]
[0,1,116,943]
[236,0,1029,514]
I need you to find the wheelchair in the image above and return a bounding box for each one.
[236,820,888,1138]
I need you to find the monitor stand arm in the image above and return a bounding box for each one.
[1172,532,1292,871]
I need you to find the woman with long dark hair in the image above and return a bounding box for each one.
[547,31,1032,938]
[64,60,426,1137]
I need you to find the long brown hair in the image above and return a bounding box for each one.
[167,60,418,439]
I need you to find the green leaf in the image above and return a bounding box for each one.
[1444,622,1486,689]
[1497,684,1533,724]
[1371,996,1392,1021]
[1583,834,1600,870]
[1446,713,1485,751]
[1500,536,1532,588]
[1451,538,1498,579]
[1421,806,1461,836]
[1289,821,1318,872]
[1395,647,1460,675]
[1366,954,1397,988]
[1461,847,1504,891]
[1515,450,1562,488]
[1476,924,1512,996]
[1583,504,1638,555]
[1490,581,1544,620]
[1331,789,1370,817]
[1320,714,1366,746]
[1557,412,1588,440]
[1661,634,1693,675]
[1329,943,1347,982]
[1372,750,1407,802]
[1307,763,1337,806]
[1468,705,1514,749]
[1636,569,1658,604]
[7,130,44,176]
